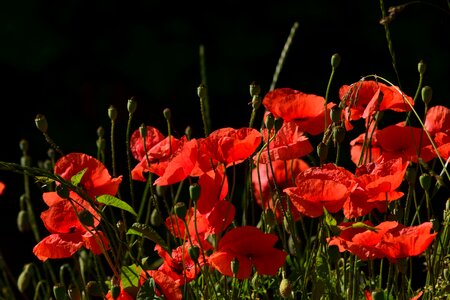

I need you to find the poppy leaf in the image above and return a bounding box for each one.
[127,222,170,253]
[96,195,137,216]
[71,168,87,186]
[34,176,55,185]
[120,264,142,289]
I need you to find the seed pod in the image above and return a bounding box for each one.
[421,86,432,105]
[418,60,426,76]
[127,97,137,114]
[17,210,31,232]
[419,173,432,191]
[174,202,187,219]
[108,105,118,121]
[331,53,341,69]
[189,183,201,202]
[35,114,48,133]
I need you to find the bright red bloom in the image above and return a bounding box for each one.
[0,181,5,195]
[284,164,357,218]
[196,165,228,214]
[154,242,206,286]
[254,121,313,164]
[33,192,109,261]
[349,131,382,166]
[343,157,408,218]
[201,127,262,167]
[54,153,122,200]
[139,270,182,300]
[208,226,287,279]
[262,88,334,135]
[339,80,414,122]
[425,105,450,136]
[329,221,437,262]
[252,158,309,221]
[130,125,165,161]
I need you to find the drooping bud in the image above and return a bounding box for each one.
[188,245,200,262]
[418,60,426,76]
[189,183,201,202]
[421,86,432,105]
[419,173,432,191]
[17,263,33,293]
[185,126,192,140]
[35,114,48,133]
[174,202,187,219]
[127,97,137,114]
[108,105,118,121]
[317,142,328,164]
[331,53,341,69]
[53,283,67,300]
[279,278,293,298]
[17,210,31,232]
[78,209,95,227]
[150,209,163,227]
[163,108,171,121]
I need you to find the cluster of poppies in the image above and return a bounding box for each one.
[5,78,448,299]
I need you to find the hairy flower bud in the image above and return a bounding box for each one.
[333,125,346,144]
[331,53,341,69]
[265,113,275,131]
[419,173,432,191]
[418,60,426,76]
[85,281,104,297]
[150,209,163,227]
[35,114,48,133]
[17,263,33,293]
[127,97,137,114]
[174,202,187,219]
[108,105,118,121]
[189,183,201,202]
[421,86,432,105]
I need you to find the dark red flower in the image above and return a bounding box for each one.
[329,221,436,262]
[343,157,408,218]
[130,125,165,161]
[33,192,109,261]
[262,88,334,135]
[254,121,313,164]
[201,127,262,167]
[54,153,122,199]
[284,164,357,218]
[208,226,287,279]
[252,158,309,221]
[339,80,414,122]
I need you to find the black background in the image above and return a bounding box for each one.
[0,0,449,287]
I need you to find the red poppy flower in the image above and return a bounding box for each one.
[254,121,313,164]
[252,158,309,221]
[329,221,436,262]
[343,157,408,218]
[424,105,450,136]
[339,80,414,121]
[54,153,122,199]
[105,289,134,300]
[208,226,287,279]
[130,125,165,161]
[349,131,382,166]
[262,88,334,135]
[139,270,183,300]
[154,242,206,286]
[0,181,5,195]
[200,127,262,167]
[196,165,228,214]
[33,192,109,261]
[284,164,357,218]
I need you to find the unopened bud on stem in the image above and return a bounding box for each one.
[35,114,48,133]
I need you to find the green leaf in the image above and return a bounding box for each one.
[127,223,169,253]
[34,176,55,185]
[71,168,87,186]
[96,195,137,216]
[120,264,142,290]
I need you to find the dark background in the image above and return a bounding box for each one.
[0,0,449,289]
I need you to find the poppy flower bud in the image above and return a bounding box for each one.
[418,60,426,76]
[20,155,31,167]
[85,281,104,297]
[231,258,240,276]
[189,183,201,202]
[333,126,346,144]
[150,209,163,227]
[56,185,70,199]
[17,210,31,232]
[68,283,81,300]
[419,173,432,191]
[330,106,341,123]
[185,126,192,140]
[139,123,147,139]
[35,114,48,133]
[53,283,67,300]
[17,263,33,293]
[108,105,118,121]
[188,245,200,262]
[279,278,293,298]
[127,97,137,114]
[97,126,105,138]
[274,118,284,132]
[197,84,207,99]
[421,86,432,105]
[317,142,328,164]
[163,108,171,121]
[174,202,187,219]
[265,113,275,131]
[78,209,95,227]
[19,139,29,153]
[331,53,341,69]
[249,81,261,97]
